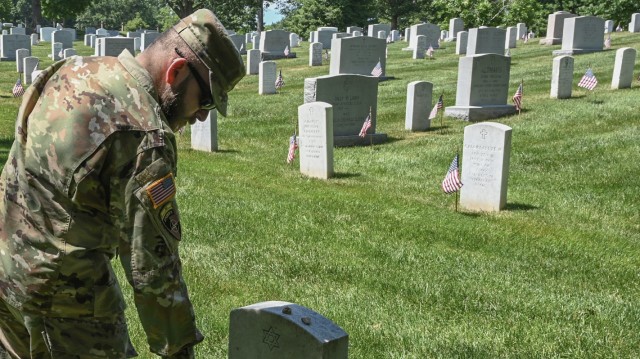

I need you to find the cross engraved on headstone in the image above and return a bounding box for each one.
[262,327,280,351]
[481,129,488,139]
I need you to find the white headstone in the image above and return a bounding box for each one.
[134,37,141,51]
[447,18,464,41]
[367,24,391,38]
[23,56,39,84]
[444,54,516,121]
[51,30,73,49]
[304,74,385,146]
[191,111,218,152]
[550,55,574,99]
[390,30,401,42]
[52,42,63,60]
[456,31,468,55]
[405,81,433,131]
[313,28,337,49]
[39,26,55,42]
[553,16,605,55]
[404,28,410,43]
[540,11,577,45]
[505,27,517,49]
[460,122,512,212]
[100,37,135,56]
[1,34,31,60]
[604,20,614,33]
[329,36,386,76]
[629,13,640,32]
[346,26,363,34]
[309,42,323,66]
[63,48,76,58]
[10,27,26,35]
[141,32,161,51]
[516,23,527,40]
[467,27,506,56]
[259,61,277,94]
[246,49,260,74]
[30,33,38,45]
[413,35,426,59]
[611,47,637,89]
[15,48,29,72]
[289,33,299,47]
[377,30,386,39]
[408,23,440,50]
[298,102,334,179]
[228,301,348,359]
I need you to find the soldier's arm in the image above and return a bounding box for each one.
[116,147,203,357]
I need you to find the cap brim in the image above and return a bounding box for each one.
[209,71,228,116]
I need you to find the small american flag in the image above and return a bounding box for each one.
[146,173,176,208]
[442,155,463,194]
[523,34,528,43]
[275,70,285,90]
[505,48,510,57]
[240,43,244,52]
[426,45,434,58]
[286,133,298,164]
[578,68,597,91]
[371,60,383,77]
[284,45,290,57]
[359,109,372,138]
[12,77,25,97]
[429,94,443,119]
[512,82,523,111]
[324,49,329,61]
[604,36,611,49]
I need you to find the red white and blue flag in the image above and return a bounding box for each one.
[146,173,176,208]
[429,94,443,119]
[275,70,285,90]
[371,60,383,77]
[359,110,372,138]
[287,133,298,164]
[578,68,598,90]
[12,78,25,97]
[442,155,463,194]
[512,82,523,111]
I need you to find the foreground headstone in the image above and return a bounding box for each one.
[298,102,334,179]
[460,122,512,212]
[191,111,217,152]
[611,47,637,89]
[259,61,277,95]
[540,11,577,45]
[329,36,386,76]
[553,16,604,55]
[247,49,260,74]
[304,74,386,146]
[229,301,348,359]
[445,54,515,121]
[309,42,323,66]
[405,81,433,131]
[466,27,506,56]
[550,55,574,99]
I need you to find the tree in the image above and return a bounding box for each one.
[375,0,428,30]
[0,0,12,23]
[281,0,371,38]
[40,0,92,25]
[76,0,160,31]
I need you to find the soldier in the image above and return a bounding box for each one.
[0,9,244,359]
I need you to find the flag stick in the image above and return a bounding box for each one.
[455,190,458,212]
[519,78,523,115]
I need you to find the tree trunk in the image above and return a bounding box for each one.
[256,0,263,32]
[391,14,399,30]
[32,0,43,28]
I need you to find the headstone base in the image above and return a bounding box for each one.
[334,133,387,147]
[377,76,395,82]
[539,38,561,45]
[445,105,517,122]
[552,48,602,55]
[444,38,457,42]
[401,47,413,51]
[261,52,297,60]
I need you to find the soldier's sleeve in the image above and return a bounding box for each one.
[117,150,204,357]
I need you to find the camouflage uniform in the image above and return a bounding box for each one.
[0,51,203,357]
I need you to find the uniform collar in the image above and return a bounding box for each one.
[117,50,158,101]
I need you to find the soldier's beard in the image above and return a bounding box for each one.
[159,82,186,131]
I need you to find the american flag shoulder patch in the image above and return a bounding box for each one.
[146,173,176,208]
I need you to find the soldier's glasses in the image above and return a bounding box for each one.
[174,48,216,111]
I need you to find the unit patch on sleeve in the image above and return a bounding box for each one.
[146,173,176,208]
[160,202,181,241]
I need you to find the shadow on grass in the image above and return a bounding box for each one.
[332,172,360,179]
[505,202,538,211]
[0,137,15,165]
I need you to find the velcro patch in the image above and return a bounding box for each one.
[160,202,181,241]
[146,173,176,208]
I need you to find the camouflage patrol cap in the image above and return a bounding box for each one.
[173,9,245,116]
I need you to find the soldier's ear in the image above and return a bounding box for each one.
[165,57,188,85]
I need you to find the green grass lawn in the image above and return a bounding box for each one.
[1,33,639,358]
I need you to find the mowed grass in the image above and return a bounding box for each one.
[0,33,639,358]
